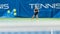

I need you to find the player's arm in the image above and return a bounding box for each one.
[34,9,36,13]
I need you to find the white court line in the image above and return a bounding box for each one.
[51,29,54,34]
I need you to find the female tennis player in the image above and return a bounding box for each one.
[32,7,39,19]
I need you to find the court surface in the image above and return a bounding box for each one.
[0,18,60,26]
[0,18,60,34]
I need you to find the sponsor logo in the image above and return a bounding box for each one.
[29,3,60,9]
[0,4,9,9]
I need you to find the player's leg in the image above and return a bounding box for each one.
[36,12,38,19]
[32,15,35,18]
[36,14,38,18]
[32,12,36,18]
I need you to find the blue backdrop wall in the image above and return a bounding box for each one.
[0,0,60,18]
